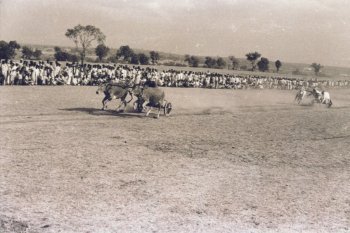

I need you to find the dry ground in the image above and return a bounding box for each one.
[0,86,350,233]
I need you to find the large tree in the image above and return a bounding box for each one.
[257,57,269,72]
[0,40,20,60]
[216,57,226,69]
[116,45,134,62]
[184,55,200,67]
[229,56,239,70]
[245,51,261,71]
[311,63,323,76]
[275,60,282,73]
[150,51,160,64]
[65,25,106,65]
[204,56,217,68]
[138,53,150,65]
[95,44,110,62]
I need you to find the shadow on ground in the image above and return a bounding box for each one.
[60,108,144,118]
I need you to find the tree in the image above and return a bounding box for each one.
[130,53,139,64]
[185,55,200,67]
[65,24,106,65]
[311,63,323,76]
[116,45,134,62]
[275,60,282,72]
[21,46,33,59]
[138,53,150,65]
[205,56,217,68]
[54,46,78,62]
[184,54,190,63]
[257,57,269,72]
[95,44,110,62]
[33,49,42,59]
[0,40,20,60]
[216,57,226,69]
[229,56,239,70]
[21,46,42,60]
[245,51,261,71]
[8,41,21,50]
[150,51,160,64]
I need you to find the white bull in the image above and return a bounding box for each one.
[321,91,332,107]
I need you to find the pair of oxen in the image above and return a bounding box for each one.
[295,88,333,107]
[96,82,172,118]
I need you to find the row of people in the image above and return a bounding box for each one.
[1,60,350,89]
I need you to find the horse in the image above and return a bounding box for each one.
[96,82,133,111]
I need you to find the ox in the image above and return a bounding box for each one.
[96,82,133,111]
[308,88,333,107]
[132,86,169,118]
[295,89,307,104]
[320,91,332,107]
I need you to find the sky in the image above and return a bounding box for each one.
[1,0,350,67]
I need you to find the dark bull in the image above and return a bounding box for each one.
[96,82,133,111]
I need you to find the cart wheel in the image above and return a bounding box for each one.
[164,102,172,116]
[133,100,144,113]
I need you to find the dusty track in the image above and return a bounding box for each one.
[1,87,350,233]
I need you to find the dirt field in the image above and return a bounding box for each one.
[1,86,350,233]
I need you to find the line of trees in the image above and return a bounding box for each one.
[245,51,284,73]
[184,55,200,67]
[204,56,227,69]
[0,40,43,61]
[0,24,324,76]
[115,45,160,65]
[21,46,42,60]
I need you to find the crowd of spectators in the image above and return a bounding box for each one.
[1,59,350,89]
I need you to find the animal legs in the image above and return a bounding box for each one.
[119,99,128,112]
[115,99,127,112]
[328,99,333,107]
[146,107,152,116]
[156,106,161,119]
[102,96,110,110]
